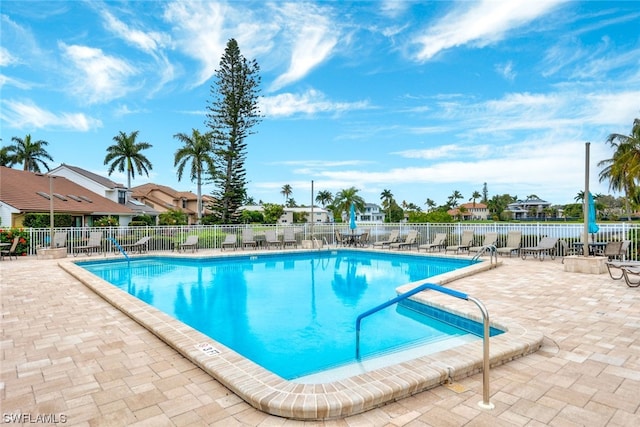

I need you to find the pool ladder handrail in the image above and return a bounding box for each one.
[311,236,329,250]
[109,237,130,261]
[355,282,494,410]
[471,244,497,268]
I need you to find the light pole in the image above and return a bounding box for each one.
[49,175,55,249]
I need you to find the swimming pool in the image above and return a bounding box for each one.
[78,251,493,379]
[63,249,543,419]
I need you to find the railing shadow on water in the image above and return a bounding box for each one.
[23,222,640,260]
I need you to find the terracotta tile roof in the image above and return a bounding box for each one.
[0,167,134,215]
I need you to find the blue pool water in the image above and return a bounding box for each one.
[78,250,492,379]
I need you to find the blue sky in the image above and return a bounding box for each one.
[2,1,639,209]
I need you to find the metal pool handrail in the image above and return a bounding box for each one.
[109,237,130,261]
[355,282,495,410]
[472,244,497,268]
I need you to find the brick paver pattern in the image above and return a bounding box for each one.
[1,252,639,426]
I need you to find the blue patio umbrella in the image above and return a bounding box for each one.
[349,202,357,232]
[588,192,599,234]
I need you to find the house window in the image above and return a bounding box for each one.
[118,190,126,205]
[182,199,187,209]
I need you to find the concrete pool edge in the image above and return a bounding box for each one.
[59,253,543,420]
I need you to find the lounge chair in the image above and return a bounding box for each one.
[389,230,419,250]
[221,234,237,251]
[283,228,297,248]
[469,232,498,255]
[119,236,151,254]
[418,233,447,252]
[605,260,640,280]
[373,229,400,249]
[496,231,522,257]
[180,235,199,252]
[264,230,281,249]
[620,266,640,287]
[445,230,474,254]
[74,231,102,256]
[1,236,20,260]
[242,229,257,249]
[520,237,558,261]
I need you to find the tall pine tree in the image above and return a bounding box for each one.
[206,39,262,223]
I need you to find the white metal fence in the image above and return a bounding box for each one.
[21,222,640,260]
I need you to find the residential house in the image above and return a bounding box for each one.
[131,183,213,225]
[49,164,159,219]
[0,166,135,227]
[357,203,386,222]
[506,197,552,220]
[447,202,489,220]
[239,205,331,224]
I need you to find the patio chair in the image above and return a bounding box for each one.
[242,228,257,249]
[180,235,199,252]
[119,236,151,254]
[469,232,498,255]
[445,230,474,254]
[520,236,558,261]
[597,240,631,261]
[418,233,447,252]
[560,239,582,263]
[1,236,20,260]
[53,231,68,249]
[621,266,640,287]
[74,231,102,256]
[283,228,297,248]
[357,230,370,247]
[221,234,237,251]
[264,230,282,249]
[496,231,522,257]
[372,229,400,249]
[334,230,346,247]
[389,230,419,250]
[605,260,640,280]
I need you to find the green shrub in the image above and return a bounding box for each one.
[94,216,119,227]
[0,228,30,256]
[23,213,73,228]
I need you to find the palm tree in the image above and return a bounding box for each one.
[104,130,153,194]
[174,129,215,223]
[380,189,393,223]
[469,191,482,206]
[424,198,436,212]
[0,146,17,167]
[447,190,463,209]
[8,134,53,172]
[334,187,365,223]
[281,184,293,204]
[315,190,333,207]
[598,118,640,217]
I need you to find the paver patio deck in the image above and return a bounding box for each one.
[1,251,639,426]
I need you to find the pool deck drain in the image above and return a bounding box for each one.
[2,249,639,425]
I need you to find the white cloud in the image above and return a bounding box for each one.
[0,99,102,131]
[496,60,516,81]
[269,3,339,91]
[412,0,565,61]
[100,10,170,53]
[59,42,138,104]
[260,90,371,117]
